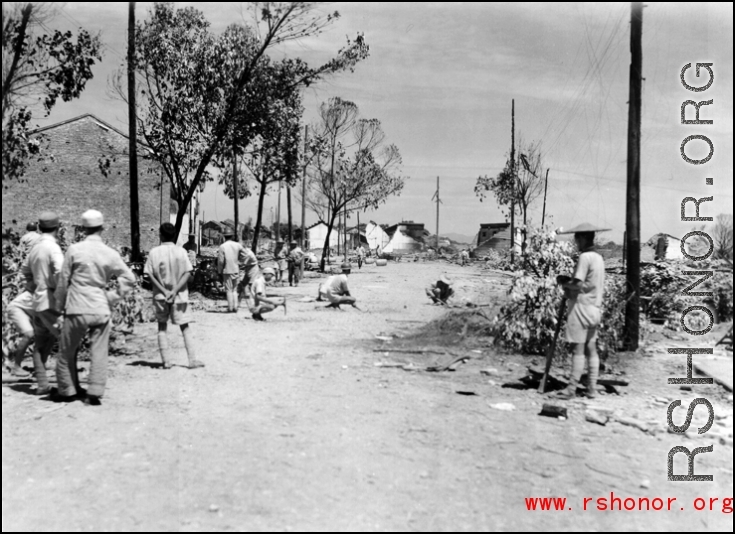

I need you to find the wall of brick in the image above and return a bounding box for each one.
[2,115,169,252]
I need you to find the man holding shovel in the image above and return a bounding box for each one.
[552,223,608,400]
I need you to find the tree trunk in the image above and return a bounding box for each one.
[319,210,340,273]
[522,205,528,255]
[252,177,267,252]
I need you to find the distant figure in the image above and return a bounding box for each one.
[183,233,198,268]
[145,223,204,370]
[317,263,357,309]
[426,274,454,305]
[654,235,667,262]
[287,240,304,287]
[19,222,41,252]
[356,244,366,269]
[460,249,469,266]
[250,267,287,321]
[217,230,252,313]
[274,240,288,286]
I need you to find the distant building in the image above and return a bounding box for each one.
[474,223,522,257]
[477,223,510,246]
[306,221,343,252]
[365,221,390,252]
[2,114,169,251]
[382,221,428,254]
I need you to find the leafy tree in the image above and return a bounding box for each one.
[306,97,405,271]
[118,2,368,242]
[475,140,545,252]
[241,82,302,252]
[2,2,102,182]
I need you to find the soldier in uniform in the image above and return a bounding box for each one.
[26,212,64,395]
[54,210,136,405]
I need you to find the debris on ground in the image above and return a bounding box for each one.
[539,404,567,418]
[585,409,609,426]
[488,402,516,411]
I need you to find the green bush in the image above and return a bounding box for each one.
[491,229,635,360]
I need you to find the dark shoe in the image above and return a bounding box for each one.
[83,395,102,406]
[50,389,86,403]
[252,313,264,322]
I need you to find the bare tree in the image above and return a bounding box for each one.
[306,97,405,271]
[475,139,545,252]
[712,213,733,260]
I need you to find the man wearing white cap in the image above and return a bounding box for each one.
[54,210,136,405]
[554,223,608,400]
[249,267,287,321]
[25,211,64,395]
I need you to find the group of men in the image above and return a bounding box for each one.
[5,213,211,406]
[216,230,305,320]
[6,211,138,405]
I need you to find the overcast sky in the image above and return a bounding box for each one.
[32,2,734,243]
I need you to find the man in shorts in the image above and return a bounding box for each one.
[554,223,608,400]
[217,230,249,312]
[250,267,287,321]
[145,223,204,369]
[317,263,358,309]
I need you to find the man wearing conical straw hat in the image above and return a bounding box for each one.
[553,223,609,400]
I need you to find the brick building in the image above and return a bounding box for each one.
[2,114,169,251]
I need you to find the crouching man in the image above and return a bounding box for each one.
[426,274,454,305]
[317,263,358,310]
[249,267,287,321]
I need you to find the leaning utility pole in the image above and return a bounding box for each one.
[541,168,549,227]
[127,1,141,261]
[301,125,308,248]
[431,176,441,251]
[510,99,516,266]
[624,2,643,350]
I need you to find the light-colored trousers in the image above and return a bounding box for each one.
[56,314,112,397]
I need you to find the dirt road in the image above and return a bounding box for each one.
[2,261,733,531]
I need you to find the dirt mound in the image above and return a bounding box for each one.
[406,307,496,345]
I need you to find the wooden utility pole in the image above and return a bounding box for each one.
[541,168,549,227]
[127,1,141,261]
[287,186,293,243]
[510,99,515,266]
[433,176,440,251]
[275,179,282,241]
[624,2,643,350]
[233,146,239,241]
[301,125,308,248]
